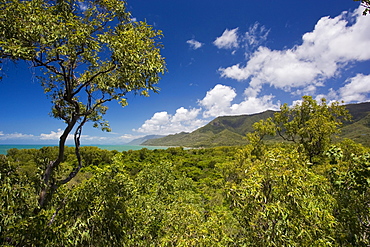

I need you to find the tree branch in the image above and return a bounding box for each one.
[38,118,77,209]
[72,64,116,98]
[58,116,87,186]
[32,56,64,77]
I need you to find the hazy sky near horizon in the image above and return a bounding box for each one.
[1,0,370,144]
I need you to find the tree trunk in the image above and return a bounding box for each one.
[37,119,76,211]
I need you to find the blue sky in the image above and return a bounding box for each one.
[1,0,370,144]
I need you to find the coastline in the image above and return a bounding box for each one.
[0,144,170,155]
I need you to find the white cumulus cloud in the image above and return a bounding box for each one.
[134,107,206,135]
[187,39,204,50]
[199,84,279,118]
[230,95,280,115]
[339,74,370,103]
[219,6,370,97]
[213,28,239,49]
[198,84,237,118]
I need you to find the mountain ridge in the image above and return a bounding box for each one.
[143,102,370,147]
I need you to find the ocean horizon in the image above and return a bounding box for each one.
[0,144,170,155]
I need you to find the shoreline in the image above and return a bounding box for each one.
[0,144,172,155]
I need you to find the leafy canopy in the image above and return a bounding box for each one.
[0,0,166,210]
[0,0,166,132]
[248,96,351,163]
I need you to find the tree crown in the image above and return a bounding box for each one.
[0,0,166,131]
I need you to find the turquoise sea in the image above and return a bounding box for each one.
[0,144,169,155]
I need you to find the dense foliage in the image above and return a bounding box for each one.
[1,139,369,246]
[250,96,351,163]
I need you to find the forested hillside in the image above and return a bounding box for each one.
[144,102,370,147]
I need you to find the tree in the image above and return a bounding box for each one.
[355,0,370,15]
[246,117,276,159]
[0,0,166,210]
[249,96,351,163]
[275,96,351,163]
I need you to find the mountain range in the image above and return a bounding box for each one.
[134,102,370,148]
